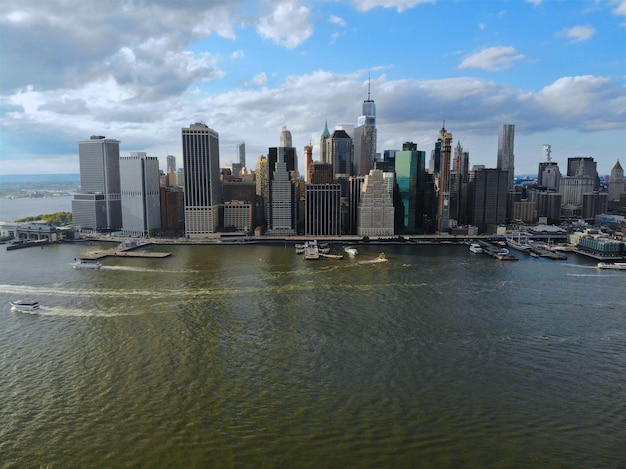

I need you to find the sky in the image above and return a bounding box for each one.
[0,0,625,177]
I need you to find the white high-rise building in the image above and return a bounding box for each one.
[497,124,515,192]
[182,123,221,237]
[72,135,122,231]
[120,152,161,237]
[358,169,394,237]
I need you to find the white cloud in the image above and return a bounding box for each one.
[458,46,525,71]
[232,50,245,59]
[245,72,268,87]
[256,1,313,48]
[525,0,543,6]
[353,0,434,12]
[329,15,347,27]
[559,25,596,42]
[613,0,626,20]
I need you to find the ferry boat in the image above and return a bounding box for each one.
[10,300,40,312]
[469,243,483,254]
[72,259,103,269]
[597,262,626,270]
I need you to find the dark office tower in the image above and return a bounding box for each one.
[567,156,599,189]
[182,122,221,237]
[348,176,365,235]
[325,129,353,179]
[567,156,596,178]
[304,184,342,236]
[304,144,313,183]
[538,162,561,191]
[237,142,246,167]
[395,143,425,234]
[533,191,562,225]
[353,79,377,176]
[309,162,334,184]
[72,135,122,232]
[320,120,331,164]
[608,160,624,202]
[469,168,509,233]
[166,155,176,173]
[436,122,453,234]
[497,124,515,192]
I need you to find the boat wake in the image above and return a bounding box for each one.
[100,265,198,273]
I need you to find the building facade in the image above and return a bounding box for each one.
[304,184,342,236]
[72,135,122,231]
[182,123,221,237]
[469,168,509,233]
[497,124,515,192]
[395,143,426,234]
[120,152,161,237]
[358,170,394,237]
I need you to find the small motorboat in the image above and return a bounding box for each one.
[10,300,40,312]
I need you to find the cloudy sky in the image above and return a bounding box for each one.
[1,0,625,176]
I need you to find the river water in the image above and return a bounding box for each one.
[0,238,624,467]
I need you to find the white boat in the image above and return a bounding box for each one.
[344,247,358,257]
[10,300,40,312]
[469,243,483,254]
[505,231,532,252]
[303,241,320,260]
[73,259,103,269]
[597,262,626,270]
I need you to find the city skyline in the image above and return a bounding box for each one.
[1,0,625,176]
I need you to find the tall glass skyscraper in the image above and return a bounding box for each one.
[395,142,426,234]
[497,124,515,192]
[353,80,377,176]
[182,122,221,237]
[72,135,122,231]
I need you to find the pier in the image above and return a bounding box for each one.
[80,242,171,260]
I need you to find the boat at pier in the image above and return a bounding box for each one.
[303,241,320,260]
[597,262,626,270]
[10,300,40,312]
[505,231,531,252]
[469,243,483,254]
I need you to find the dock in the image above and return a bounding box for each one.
[80,242,171,260]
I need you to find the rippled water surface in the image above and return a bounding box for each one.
[1,242,625,467]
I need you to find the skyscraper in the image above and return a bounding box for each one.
[304,184,342,236]
[182,122,221,237]
[358,169,394,237]
[353,79,377,176]
[437,122,453,234]
[497,124,515,192]
[166,155,176,173]
[395,142,426,234]
[469,168,509,233]
[237,142,246,167]
[72,135,122,231]
[280,126,292,148]
[326,129,353,178]
[608,160,624,202]
[120,152,161,236]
